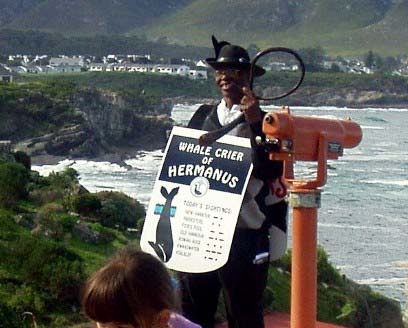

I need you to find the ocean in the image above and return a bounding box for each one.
[32,104,408,307]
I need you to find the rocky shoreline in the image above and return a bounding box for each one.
[15,89,174,166]
[17,85,408,167]
[29,98,408,167]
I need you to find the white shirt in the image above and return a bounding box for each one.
[216,99,242,126]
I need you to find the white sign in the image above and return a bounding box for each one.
[140,126,253,273]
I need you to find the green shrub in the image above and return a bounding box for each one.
[71,193,102,216]
[6,236,85,306]
[0,161,30,208]
[60,214,78,233]
[91,223,116,243]
[33,203,66,240]
[47,167,79,190]
[13,151,31,170]
[136,217,145,233]
[317,246,344,286]
[0,301,20,328]
[28,188,66,205]
[26,171,50,192]
[97,191,145,229]
[7,285,46,318]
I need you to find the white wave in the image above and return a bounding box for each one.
[261,105,408,112]
[341,153,408,162]
[361,125,385,130]
[125,150,164,172]
[32,159,75,176]
[355,277,406,286]
[318,223,398,231]
[360,179,408,187]
[32,159,128,176]
[363,107,408,112]
[171,104,200,124]
[178,104,408,119]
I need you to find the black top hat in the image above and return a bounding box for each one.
[205,35,265,76]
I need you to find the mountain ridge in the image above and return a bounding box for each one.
[0,0,407,56]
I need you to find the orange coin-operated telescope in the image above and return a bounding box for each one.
[261,106,362,189]
[260,106,362,328]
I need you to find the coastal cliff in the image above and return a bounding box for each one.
[3,72,408,165]
[9,87,174,164]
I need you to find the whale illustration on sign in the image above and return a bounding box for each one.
[148,186,179,262]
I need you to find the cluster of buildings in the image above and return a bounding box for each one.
[1,53,408,84]
[0,54,208,81]
[322,57,408,75]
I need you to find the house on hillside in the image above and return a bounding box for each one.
[24,64,46,74]
[0,140,11,153]
[127,63,154,73]
[196,60,208,68]
[189,69,208,79]
[0,65,13,83]
[49,56,84,73]
[50,57,84,67]
[88,63,108,72]
[8,66,28,74]
[87,62,206,79]
[153,64,190,76]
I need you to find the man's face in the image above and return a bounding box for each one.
[215,67,250,105]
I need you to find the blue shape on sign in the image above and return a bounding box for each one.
[154,204,176,217]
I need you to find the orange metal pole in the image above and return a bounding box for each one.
[289,190,320,328]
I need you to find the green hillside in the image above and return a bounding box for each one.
[140,0,406,56]
[0,0,193,35]
[0,1,408,56]
[0,153,404,327]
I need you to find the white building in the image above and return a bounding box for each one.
[50,57,85,67]
[0,65,13,83]
[88,63,108,72]
[126,64,154,73]
[87,62,207,79]
[49,56,84,73]
[153,64,190,76]
[189,69,208,79]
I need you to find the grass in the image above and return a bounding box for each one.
[66,232,138,275]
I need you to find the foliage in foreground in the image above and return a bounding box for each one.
[0,154,142,327]
[0,153,404,327]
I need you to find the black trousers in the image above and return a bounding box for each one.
[179,228,270,328]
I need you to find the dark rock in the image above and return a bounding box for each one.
[72,221,101,244]
[14,214,35,230]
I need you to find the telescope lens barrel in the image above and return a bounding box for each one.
[263,111,362,161]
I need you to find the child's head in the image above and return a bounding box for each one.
[81,246,177,328]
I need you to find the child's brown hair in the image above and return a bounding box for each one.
[81,246,177,328]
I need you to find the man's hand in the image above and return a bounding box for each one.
[240,87,262,124]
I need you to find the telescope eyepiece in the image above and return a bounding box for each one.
[265,115,274,124]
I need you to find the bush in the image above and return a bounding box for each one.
[6,236,85,306]
[28,188,66,205]
[71,193,102,216]
[33,203,66,240]
[8,285,46,318]
[91,223,116,243]
[97,191,146,229]
[47,167,79,190]
[136,217,145,233]
[317,246,344,286]
[0,301,20,328]
[13,151,31,170]
[0,162,30,208]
